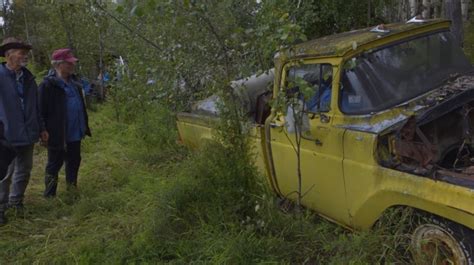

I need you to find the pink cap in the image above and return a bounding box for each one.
[51,48,78,64]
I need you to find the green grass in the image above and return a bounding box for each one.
[0,103,408,264]
[0,105,175,264]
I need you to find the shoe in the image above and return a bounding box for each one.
[0,211,7,225]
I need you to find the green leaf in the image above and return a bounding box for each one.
[115,5,124,13]
[280,13,289,20]
[135,7,145,17]
[147,0,157,9]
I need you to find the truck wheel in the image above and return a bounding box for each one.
[410,214,473,265]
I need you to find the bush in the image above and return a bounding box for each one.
[149,138,413,263]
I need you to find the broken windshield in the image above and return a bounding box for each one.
[340,31,473,114]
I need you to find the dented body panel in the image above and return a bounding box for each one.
[176,20,474,231]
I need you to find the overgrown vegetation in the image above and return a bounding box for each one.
[1,102,414,264]
[0,0,473,263]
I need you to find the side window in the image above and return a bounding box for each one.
[340,61,366,114]
[286,63,333,113]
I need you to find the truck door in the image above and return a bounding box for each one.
[268,61,350,225]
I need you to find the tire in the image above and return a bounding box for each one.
[410,214,474,265]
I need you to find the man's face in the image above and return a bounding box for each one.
[57,61,76,76]
[5,49,29,69]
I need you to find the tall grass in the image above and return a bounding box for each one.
[0,102,411,264]
[150,140,412,264]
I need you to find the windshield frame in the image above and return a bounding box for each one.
[338,30,473,115]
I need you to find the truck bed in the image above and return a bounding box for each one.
[176,111,270,181]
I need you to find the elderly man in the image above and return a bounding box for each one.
[0,37,48,225]
[39,48,91,198]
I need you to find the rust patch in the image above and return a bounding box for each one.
[393,117,437,168]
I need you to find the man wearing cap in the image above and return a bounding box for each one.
[39,48,90,198]
[0,37,48,225]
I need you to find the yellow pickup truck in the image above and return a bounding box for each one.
[177,19,474,264]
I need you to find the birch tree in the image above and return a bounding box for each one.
[461,0,471,21]
[410,0,419,16]
[423,0,431,17]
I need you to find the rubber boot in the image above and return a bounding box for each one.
[44,174,58,198]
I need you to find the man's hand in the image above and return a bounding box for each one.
[40,131,49,146]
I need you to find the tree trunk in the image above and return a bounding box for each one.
[423,0,432,18]
[410,0,419,16]
[367,0,371,26]
[397,0,404,21]
[1,0,9,36]
[23,8,35,62]
[433,0,442,17]
[388,0,398,22]
[445,0,464,47]
[461,0,471,21]
[399,0,409,21]
[58,6,75,51]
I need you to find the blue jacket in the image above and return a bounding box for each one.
[58,78,87,142]
[0,63,43,146]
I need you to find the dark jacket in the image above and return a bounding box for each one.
[0,63,43,146]
[0,122,16,180]
[39,73,91,149]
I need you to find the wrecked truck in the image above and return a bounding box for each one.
[177,19,474,263]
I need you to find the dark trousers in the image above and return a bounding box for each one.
[44,141,81,197]
[0,144,32,211]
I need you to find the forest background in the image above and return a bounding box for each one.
[0,0,473,263]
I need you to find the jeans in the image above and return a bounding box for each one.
[44,141,81,197]
[0,144,34,211]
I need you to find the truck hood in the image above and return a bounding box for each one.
[340,72,474,134]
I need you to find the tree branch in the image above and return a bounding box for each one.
[94,1,162,52]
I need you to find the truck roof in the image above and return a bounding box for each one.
[281,19,451,59]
